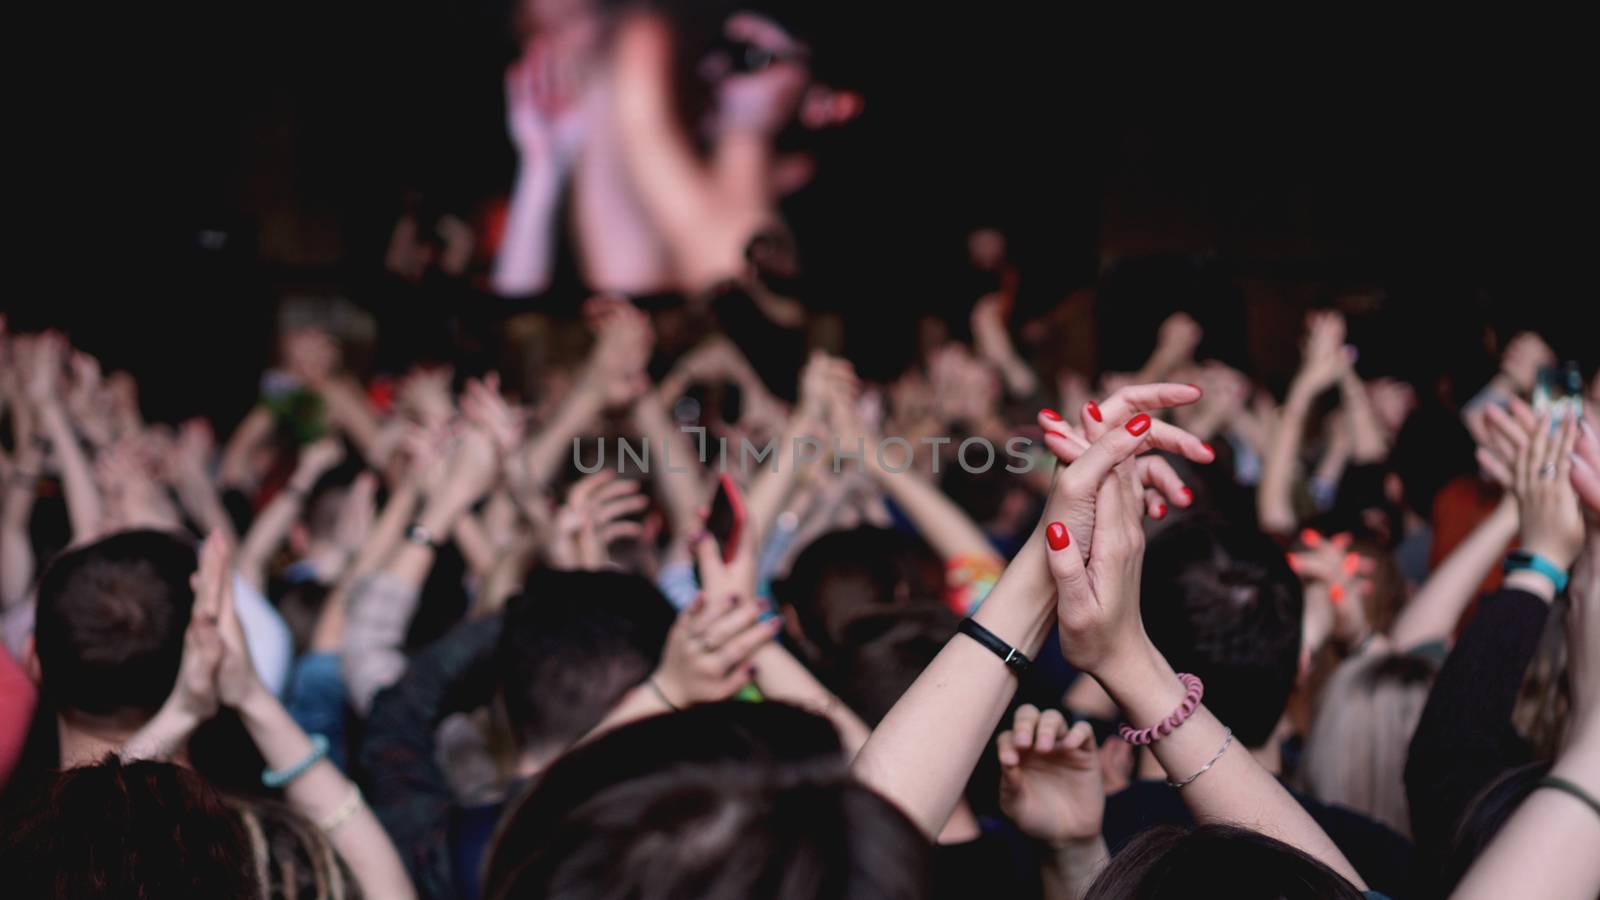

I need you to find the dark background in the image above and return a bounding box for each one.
[9,4,1594,424]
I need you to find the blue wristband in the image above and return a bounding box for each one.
[262,733,329,788]
[1504,551,1570,594]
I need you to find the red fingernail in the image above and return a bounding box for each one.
[1086,401,1102,423]
[1300,528,1322,548]
[1286,553,1303,574]
[1329,583,1346,605]
[1155,503,1167,519]
[1180,487,1194,505]
[1126,414,1151,436]
[1046,521,1070,551]
[1201,442,1214,457]
[1040,407,1062,421]
[1342,553,1360,576]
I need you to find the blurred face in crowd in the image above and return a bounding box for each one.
[967,228,1006,270]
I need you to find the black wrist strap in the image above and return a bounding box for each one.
[958,618,1032,676]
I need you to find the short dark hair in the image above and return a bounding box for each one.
[1140,519,1303,748]
[484,702,931,900]
[496,570,676,756]
[33,530,197,722]
[830,606,960,727]
[1,756,259,898]
[775,527,943,661]
[1085,824,1366,900]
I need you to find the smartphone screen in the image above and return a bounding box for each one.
[705,473,745,564]
[1534,362,1584,422]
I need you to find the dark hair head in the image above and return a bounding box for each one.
[1,756,259,898]
[32,530,197,723]
[1085,824,1366,900]
[775,527,943,661]
[830,606,960,727]
[495,569,676,757]
[1140,520,1303,748]
[484,701,931,900]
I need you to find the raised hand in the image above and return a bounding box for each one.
[1569,412,1600,515]
[1155,311,1203,363]
[1035,383,1210,538]
[22,330,66,408]
[549,470,649,570]
[190,530,261,708]
[712,13,809,135]
[651,587,781,709]
[584,296,653,408]
[1043,422,1152,675]
[1506,412,1585,572]
[460,372,527,459]
[505,38,589,167]
[1292,310,1355,396]
[997,705,1105,847]
[396,366,455,430]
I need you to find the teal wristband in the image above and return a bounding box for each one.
[263,734,329,788]
[1504,551,1569,594]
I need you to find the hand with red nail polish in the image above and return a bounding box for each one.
[1037,384,1207,520]
[1047,521,1070,551]
[1041,414,1155,676]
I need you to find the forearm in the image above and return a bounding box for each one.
[238,687,416,900]
[1389,498,1518,648]
[237,475,317,591]
[120,702,204,762]
[38,403,103,540]
[751,642,872,756]
[583,680,675,744]
[852,534,1053,837]
[174,474,239,546]
[320,383,386,468]
[452,514,497,581]
[743,412,824,551]
[1041,837,1109,900]
[1095,642,1365,889]
[1339,373,1388,463]
[629,393,706,540]
[1257,390,1312,537]
[491,162,563,297]
[523,384,604,491]
[1,483,37,607]
[867,450,998,563]
[1451,718,1600,900]
[219,407,273,489]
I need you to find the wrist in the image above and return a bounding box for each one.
[1046,832,1108,859]
[232,679,279,721]
[1504,567,1559,603]
[972,538,1055,656]
[1517,542,1580,574]
[1092,639,1182,724]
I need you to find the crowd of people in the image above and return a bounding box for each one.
[1,286,1597,900]
[3,3,1600,900]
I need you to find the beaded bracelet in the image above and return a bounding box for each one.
[262,734,329,788]
[1119,673,1203,746]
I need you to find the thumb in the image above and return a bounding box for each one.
[1045,521,1090,603]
